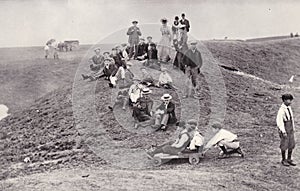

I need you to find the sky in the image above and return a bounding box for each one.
[0,0,300,47]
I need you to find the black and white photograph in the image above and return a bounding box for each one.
[0,0,299,190]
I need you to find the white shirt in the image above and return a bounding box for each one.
[129,84,141,103]
[204,129,237,150]
[44,45,49,50]
[159,72,172,84]
[189,131,204,150]
[122,50,129,60]
[276,103,294,133]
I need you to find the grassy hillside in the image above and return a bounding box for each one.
[1,39,300,190]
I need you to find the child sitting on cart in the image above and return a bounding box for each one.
[147,119,204,157]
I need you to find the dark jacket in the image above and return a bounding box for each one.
[103,64,118,77]
[113,54,126,69]
[92,55,104,65]
[179,19,190,32]
[182,49,202,69]
[127,26,142,45]
[137,43,148,57]
[157,101,177,124]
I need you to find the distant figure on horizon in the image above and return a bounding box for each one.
[179,13,190,33]
[44,44,50,59]
[127,20,142,59]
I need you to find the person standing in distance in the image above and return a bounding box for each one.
[276,94,296,166]
[127,20,142,59]
[179,13,190,33]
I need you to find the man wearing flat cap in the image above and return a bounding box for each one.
[173,23,188,71]
[136,38,148,61]
[182,40,203,98]
[132,87,154,128]
[147,119,198,157]
[276,93,296,166]
[89,47,105,72]
[127,20,142,59]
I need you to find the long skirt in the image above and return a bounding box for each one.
[158,35,171,62]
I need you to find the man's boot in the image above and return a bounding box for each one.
[235,147,244,158]
[287,149,296,166]
[219,145,228,157]
[81,74,89,80]
[281,150,290,166]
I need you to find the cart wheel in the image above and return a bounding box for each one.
[189,155,200,165]
[152,157,162,167]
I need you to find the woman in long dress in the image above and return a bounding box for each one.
[157,18,172,62]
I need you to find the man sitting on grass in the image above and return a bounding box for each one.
[140,67,156,87]
[147,119,200,157]
[128,80,144,106]
[157,68,177,90]
[153,94,177,131]
[82,58,117,82]
[132,88,153,129]
[89,47,105,72]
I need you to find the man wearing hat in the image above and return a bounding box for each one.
[132,87,154,128]
[89,47,105,72]
[173,23,188,71]
[103,51,111,59]
[182,40,203,98]
[128,80,144,105]
[146,36,157,51]
[157,68,176,90]
[118,62,135,89]
[82,58,117,81]
[147,119,198,157]
[179,13,190,32]
[140,67,155,87]
[127,20,142,59]
[202,123,244,158]
[136,38,148,61]
[276,94,296,166]
[153,93,177,131]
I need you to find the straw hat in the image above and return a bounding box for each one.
[161,93,172,101]
[142,87,152,95]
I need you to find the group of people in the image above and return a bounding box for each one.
[80,14,297,165]
[44,40,63,60]
[147,120,244,159]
